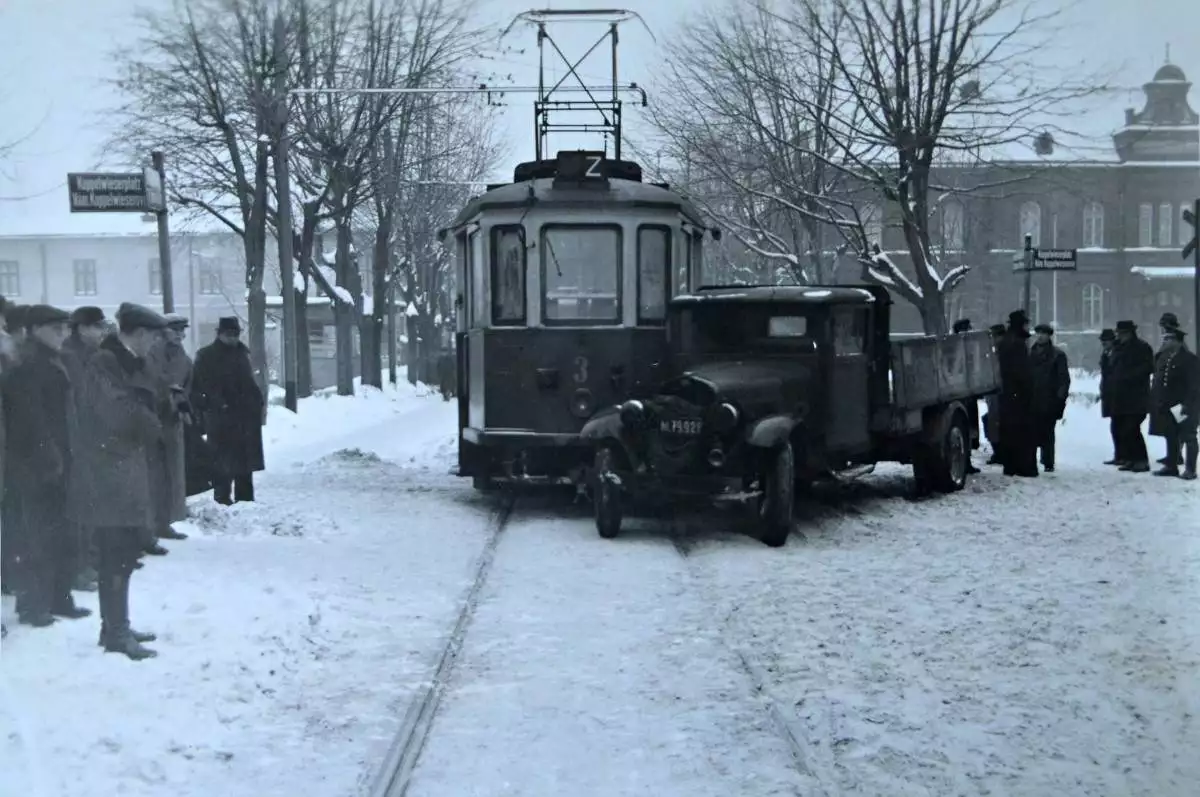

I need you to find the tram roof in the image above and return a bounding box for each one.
[671,285,887,307]
[448,177,707,228]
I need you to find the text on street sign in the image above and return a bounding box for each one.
[67,172,150,213]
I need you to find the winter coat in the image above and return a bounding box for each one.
[146,338,193,522]
[1099,347,1114,418]
[1149,346,1200,438]
[1,339,73,562]
[1107,336,1154,417]
[67,335,163,530]
[1028,341,1070,419]
[995,330,1034,447]
[191,339,265,476]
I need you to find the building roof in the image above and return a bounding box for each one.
[1153,63,1188,83]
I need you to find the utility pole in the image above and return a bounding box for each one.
[273,11,298,413]
[151,151,175,313]
[1022,233,1033,316]
[1183,199,1199,342]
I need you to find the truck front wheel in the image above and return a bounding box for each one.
[593,446,624,539]
[758,442,795,548]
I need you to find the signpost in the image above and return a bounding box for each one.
[67,160,175,312]
[1183,199,1199,343]
[1012,234,1077,317]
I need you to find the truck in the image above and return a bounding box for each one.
[579,284,1001,546]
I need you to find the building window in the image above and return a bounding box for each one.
[1082,283,1104,329]
[1019,285,1041,324]
[1159,202,1173,246]
[941,200,964,250]
[198,258,222,295]
[73,259,98,296]
[148,258,162,295]
[0,260,20,297]
[1082,202,1104,248]
[1138,203,1153,246]
[1018,201,1041,247]
[861,203,882,250]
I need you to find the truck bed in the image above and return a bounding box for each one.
[888,330,1001,410]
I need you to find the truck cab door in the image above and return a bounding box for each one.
[826,307,872,454]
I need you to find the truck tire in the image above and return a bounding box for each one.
[758,442,795,548]
[593,446,624,539]
[929,411,970,492]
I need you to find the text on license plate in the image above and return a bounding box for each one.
[660,419,703,435]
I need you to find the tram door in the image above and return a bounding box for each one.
[454,229,476,473]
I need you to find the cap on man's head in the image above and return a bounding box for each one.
[25,305,70,328]
[163,313,190,329]
[1034,323,1054,335]
[951,318,972,333]
[1008,309,1029,326]
[69,306,106,327]
[116,302,169,332]
[1115,320,1137,332]
[1099,328,1116,342]
[217,316,241,334]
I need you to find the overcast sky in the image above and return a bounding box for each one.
[0,0,1195,236]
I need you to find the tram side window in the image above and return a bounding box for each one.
[541,224,622,325]
[469,229,486,328]
[490,225,526,325]
[689,231,703,288]
[637,226,670,324]
[677,234,691,297]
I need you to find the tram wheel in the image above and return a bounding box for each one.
[593,447,623,539]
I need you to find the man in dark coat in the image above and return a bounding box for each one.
[69,303,168,659]
[61,306,108,591]
[1149,323,1199,480]
[983,322,1006,464]
[1109,320,1154,472]
[2,305,91,626]
[0,297,20,638]
[995,310,1038,477]
[1028,324,1070,472]
[1098,329,1119,464]
[192,317,265,505]
[145,313,193,541]
[1151,312,1183,468]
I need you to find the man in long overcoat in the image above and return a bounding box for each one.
[191,317,264,505]
[1149,323,1199,480]
[69,303,167,660]
[145,314,194,541]
[2,305,90,626]
[995,310,1037,477]
[1098,328,1119,464]
[983,322,1006,464]
[1151,312,1183,468]
[1109,320,1154,473]
[61,306,108,591]
[1028,323,1071,472]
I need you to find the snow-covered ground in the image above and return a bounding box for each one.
[3,371,1197,797]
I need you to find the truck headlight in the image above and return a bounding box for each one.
[711,402,739,433]
[618,399,646,428]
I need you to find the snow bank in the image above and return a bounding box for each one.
[184,496,341,540]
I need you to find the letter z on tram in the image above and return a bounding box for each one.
[439,150,716,488]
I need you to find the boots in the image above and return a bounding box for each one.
[99,573,157,660]
[51,593,92,619]
[1182,440,1198,481]
[159,526,188,541]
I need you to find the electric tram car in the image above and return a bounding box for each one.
[438,149,718,488]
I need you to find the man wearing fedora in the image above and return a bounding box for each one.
[191,316,265,505]
[1149,320,1198,480]
[1108,320,1154,472]
[1151,312,1184,469]
[995,309,1038,477]
[1098,328,1120,464]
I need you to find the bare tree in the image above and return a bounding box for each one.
[656,0,1107,333]
[108,0,281,390]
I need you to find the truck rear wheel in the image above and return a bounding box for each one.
[928,411,970,492]
[758,442,795,548]
[593,446,623,539]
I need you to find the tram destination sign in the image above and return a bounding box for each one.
[67,172,152,213]
[1011,247,1078,272]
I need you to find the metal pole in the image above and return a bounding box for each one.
[1022,233,1033,316]
[151,151,175,313]
[1193,198,1199,344]
[273,12,298,413]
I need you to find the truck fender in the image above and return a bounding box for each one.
[580,407,622,441]
[746,415,797,448]
[920,401,966,447]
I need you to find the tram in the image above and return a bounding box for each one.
[441,149,716,487]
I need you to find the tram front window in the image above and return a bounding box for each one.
[541,224,622,324]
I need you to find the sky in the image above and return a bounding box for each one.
[0,0,1196,236]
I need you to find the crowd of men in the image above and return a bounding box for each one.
[975,309,1198,480]
[0,299,266,659]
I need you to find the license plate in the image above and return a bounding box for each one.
[659,418,703,435]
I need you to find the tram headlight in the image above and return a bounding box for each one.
[570,388,596,419]
[618,399,646,429]
[711,402,739,434]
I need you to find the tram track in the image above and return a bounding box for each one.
[365,491,518,797]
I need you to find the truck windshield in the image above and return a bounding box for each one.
[679,306,816,354]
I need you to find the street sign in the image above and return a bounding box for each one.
[143,166,165,212]
[1011,247,1078,272]
[67,172,150,212]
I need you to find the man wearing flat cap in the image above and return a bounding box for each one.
[69,302,168,659]
[1098,329,1120,464]
[191,316,264,505]
[1108,320,1154,472]
[1027,323,1070,472]
[994,309,1038,476]
[1,305,90,627]
[144,313,193,542]
[1149,322,1198,479]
